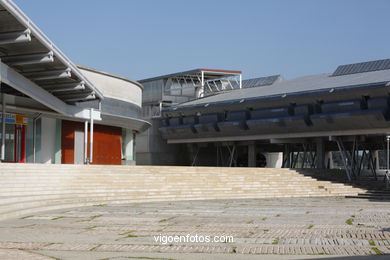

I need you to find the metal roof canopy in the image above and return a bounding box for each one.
[0,0,103,120]
[141,68,242,99]
[139,68,242,83]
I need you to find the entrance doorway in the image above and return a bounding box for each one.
[2,124,26,163]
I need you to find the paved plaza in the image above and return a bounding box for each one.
[0,197,389,259]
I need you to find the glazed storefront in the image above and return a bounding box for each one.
[0,113,27,163]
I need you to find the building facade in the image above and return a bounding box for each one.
[138,59,390,182]
[0,0,149,165]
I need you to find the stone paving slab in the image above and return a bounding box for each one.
[0,197,389,259]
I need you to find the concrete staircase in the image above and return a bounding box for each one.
[346,175,390,200]
[0,164,364,221]
[297,168,390,200]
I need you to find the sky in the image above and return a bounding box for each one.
[13,0,390,81]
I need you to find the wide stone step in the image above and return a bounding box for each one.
[0,164,365,221]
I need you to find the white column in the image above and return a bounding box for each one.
[89,108,94,163]
[84,120,88,164]
[123,129,135,164]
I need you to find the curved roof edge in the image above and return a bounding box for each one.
[101,112,151,133]
[77,65,144,90]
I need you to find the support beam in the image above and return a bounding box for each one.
[0,29,31,45]
[1,51,54,66]
[41,82,85,93]
[26,68,71,81]
[0,61,101,120]
[56,92,96,102]
[1,61,69,114]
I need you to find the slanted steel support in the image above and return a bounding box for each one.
[368,150,377,180]
[191,144,200,166]
[331,136,354,182]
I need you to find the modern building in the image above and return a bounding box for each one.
[0,0,149,165]
[138,59,390,181]
[137,68,243,165]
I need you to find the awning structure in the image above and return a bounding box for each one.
[140,68,242,99]
[0,0,102,120]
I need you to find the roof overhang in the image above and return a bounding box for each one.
[0,0,103,120]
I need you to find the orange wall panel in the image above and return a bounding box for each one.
[61,120,122,165]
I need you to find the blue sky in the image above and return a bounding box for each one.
[14,0,390,81]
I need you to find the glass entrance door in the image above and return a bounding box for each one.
[2,124,26,163]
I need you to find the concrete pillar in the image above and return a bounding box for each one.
[248,142,256,167]
[283,144,291,168]
[122,129,135,165]
[328,151,335,169]
[374,150,380,170]
[315,138,325,168]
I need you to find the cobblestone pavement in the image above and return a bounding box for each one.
[0,197,389,259]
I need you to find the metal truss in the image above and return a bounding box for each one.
[332,137,378,183]
[282,143,317,169]
[164,73,242,98]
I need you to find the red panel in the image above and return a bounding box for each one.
[61,120,78,164]
[20,125,26,163]
[61,120,122,165]
[92,124,122,165]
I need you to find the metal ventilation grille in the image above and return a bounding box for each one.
[332,59,390,76]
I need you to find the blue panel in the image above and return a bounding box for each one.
[321,100,361,114]
[226,111,247,121]
[194,122,219,133]
[250,107,290,119]
[198,113,221,123]
[367,97,389,110]
[182,116,197,125]
[169,117,182,126]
